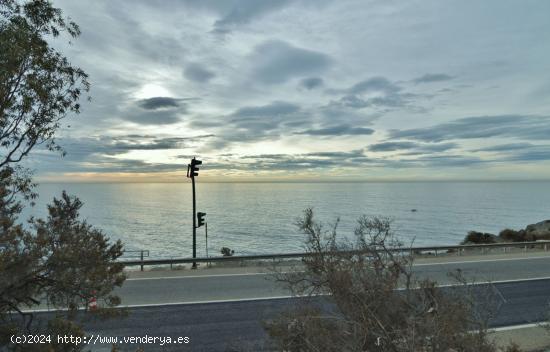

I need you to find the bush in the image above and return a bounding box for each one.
[499,228,525,242]
[0,190,126,351]
[461,231,497,245]
[221,247,235,256]
[266,209,505,352]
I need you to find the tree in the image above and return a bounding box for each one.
[0,1,125,351]
[265,209,515,351]
[0,187,126,351]
[1,0,89,169]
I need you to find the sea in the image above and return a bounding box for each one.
[20,182,550,259]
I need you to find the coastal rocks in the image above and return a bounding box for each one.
[462,219,550,244]
[525,220,550,238]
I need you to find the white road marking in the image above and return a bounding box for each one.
[126,271,276,281]
[20,276,550,313]
[125,255,550,281]
[491,322,547,332]
[413,255,550,266]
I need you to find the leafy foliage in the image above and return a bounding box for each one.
[0,2,126,351]
[0,186,126,351]
[1,0,89,168]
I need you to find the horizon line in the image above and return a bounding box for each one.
[35,179,550,184]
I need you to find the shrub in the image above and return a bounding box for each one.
[461,231,497,245]
[221,247,235,256]
[266,209,505,352]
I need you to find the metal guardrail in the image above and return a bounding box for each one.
[121,240,550,271]
[121,250,150,271]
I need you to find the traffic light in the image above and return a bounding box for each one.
[197,212,206,228]
[187,157,202,178]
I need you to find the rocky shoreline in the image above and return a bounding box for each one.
[461,220,550,244]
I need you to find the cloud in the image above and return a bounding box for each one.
[109,135,213,152]
[296,125,375,136]
[396,155,486,168]
[328,77,423,111]
[56,135,214,158]
[299,77,324,90]
[389,115,550,142]
[184,63,216,82]
[230,101,300,119]
[192,101,305,149]
[137,97,181,110]
[124,109,183,125]
[368,141,418,152]
[507,149,550,162]
[412,73,454,84]
[251,40,331,84]
[348,76,401,95]
[212,0,291,32]
[470,143,550,162]
[369,141,458,153]
[121,97,192,125]
[204,149,371,171]
[471,143,534,152]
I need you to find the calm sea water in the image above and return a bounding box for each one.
[21,182,550,258]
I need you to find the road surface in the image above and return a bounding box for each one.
[28,278,550,351]
[113,254,550,305]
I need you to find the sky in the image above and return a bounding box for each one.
[30,0,550,182]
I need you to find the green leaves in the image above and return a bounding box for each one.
[0,0,89,168]
[0,185,126,351]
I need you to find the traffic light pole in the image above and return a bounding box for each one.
[191,172,197,269]
[187,157,203,270]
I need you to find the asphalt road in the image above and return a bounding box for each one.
[114,255,550,305]
[17,255,550,351]
[28,278,550,352]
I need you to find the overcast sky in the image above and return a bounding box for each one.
[32,0,550,182]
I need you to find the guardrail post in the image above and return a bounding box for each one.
[524,245,527,252]
[140,250,144,272]
[434,249,437,257]
[545,244,548,251]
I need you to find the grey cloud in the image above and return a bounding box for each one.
[300,77,324,90]
[184,63,216,83]
[305,150,365,158]
[296,125,375,136]
[337,94,413,109]
[398,155,486,168]
[124,109,183,125]
[369,141,458,153]
[369,141,418,152]
[193,101,304,150]
[30,135,208,174]
[470,143,550,162]
[120,97,192,125]
[412,73,454,84]
[138,97,181,110]
[231,101,299,119]
[207,149,371,171]
[251,40,331,84]
[471,143,534,152]
[54,135,214,161]
[349,77,401,95]
[329,77,422,111]
[389,115,550,142]
[212,0,291,32]
[225,101,302,136]
[507,149,550,162]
